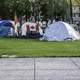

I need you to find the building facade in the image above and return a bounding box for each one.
[72,5,80,22]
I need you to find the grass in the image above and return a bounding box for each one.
[0,38,80,57]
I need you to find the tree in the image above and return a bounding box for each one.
[39,0,70,21]
[67,0,80,23]
[0,0,7,19]
[38,0,48,20]
[72,0,80,4]
[4,0,31,19]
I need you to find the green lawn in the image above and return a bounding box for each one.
[0,38,80,57]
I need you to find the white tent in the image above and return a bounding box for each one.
[21,22,43,36]
[42,21,80,41]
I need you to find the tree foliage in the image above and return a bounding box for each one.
[38,0,70,20]
[0,0,31,19]
[0,0,7,19]
[0,0,79,20]
[72,0,80,4]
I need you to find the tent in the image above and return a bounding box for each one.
[42,21,80,41]
[21,22,43,38]
[0,20,14,37]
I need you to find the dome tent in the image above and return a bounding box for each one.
[0,20,14,37]
[42,21,80,41]
[21,22,43,38]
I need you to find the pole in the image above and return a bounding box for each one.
[50,0,53,23]
[70,0,73,23]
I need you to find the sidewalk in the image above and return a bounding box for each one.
[0,58,80,80]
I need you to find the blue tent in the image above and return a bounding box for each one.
[0,20,14,37]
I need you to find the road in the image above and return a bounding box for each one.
[0,58,80,80]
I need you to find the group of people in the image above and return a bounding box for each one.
[14,15,44,38]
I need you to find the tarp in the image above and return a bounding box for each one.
[42,21,80,41]
[0,20,14,37]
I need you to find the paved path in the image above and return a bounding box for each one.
[0,58,80,80]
